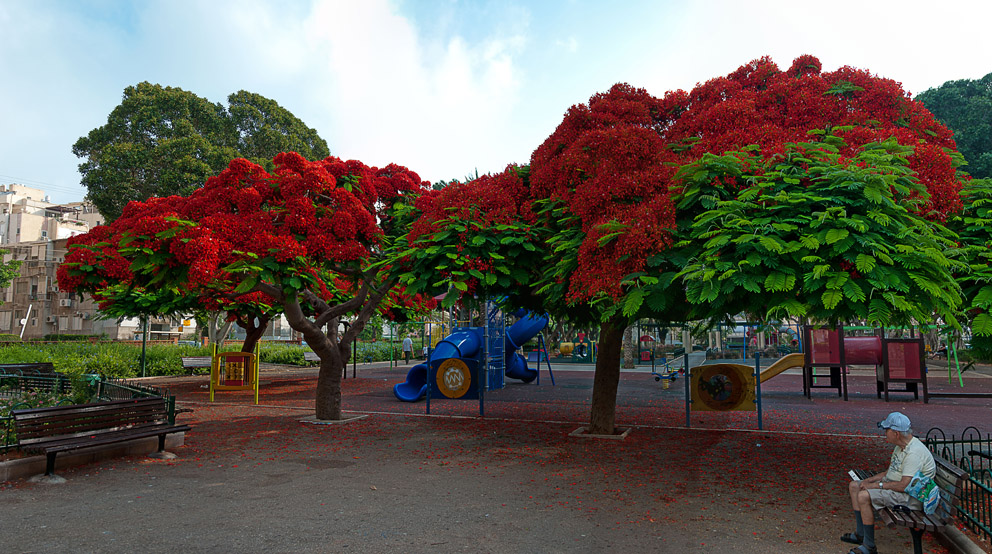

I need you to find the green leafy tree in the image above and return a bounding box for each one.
[946,178,992,341]
[227,91,330,166]
[74,82,329,221]
[917,73,992,179]
[0,249,22,303]
[400,56,971,435]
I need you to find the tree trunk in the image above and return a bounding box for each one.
[239,315,270,353]
[588,316,627,435]
[622,325,635,369]
[315,351,345,420]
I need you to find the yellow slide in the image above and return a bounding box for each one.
[759,353,805,383]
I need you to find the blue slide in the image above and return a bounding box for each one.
[393,313,549,402]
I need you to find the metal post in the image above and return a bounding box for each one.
[755,352,763,431]
[141,316,149,377]
[684,350,691,428]
[481,302,488,417]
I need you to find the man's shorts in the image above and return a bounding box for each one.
[868,482,923,511]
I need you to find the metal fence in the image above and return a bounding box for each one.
[925,426,992,542]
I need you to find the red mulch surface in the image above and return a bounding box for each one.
[3,363,990,553]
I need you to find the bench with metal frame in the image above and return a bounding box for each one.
[180,356,213,372]
[852,455,968,554]
[13,397,191,479]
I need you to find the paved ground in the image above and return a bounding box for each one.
[2,358,991,553]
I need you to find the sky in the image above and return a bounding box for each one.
[2,0,991,204]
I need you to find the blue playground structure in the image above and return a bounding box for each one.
[393,310,550,403]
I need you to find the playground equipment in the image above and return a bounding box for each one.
[689,352,804,388]
[209,343,260,404]
[757,353,805,382]
[801,326,928,402]
[651,351,706,387]
[393,311,550,402]
[570,338,596,363]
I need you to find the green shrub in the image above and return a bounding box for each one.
[41,334,108,341]
[1,387,76,447]
[0,339,407,379]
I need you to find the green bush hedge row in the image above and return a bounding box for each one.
[0,341,407,379]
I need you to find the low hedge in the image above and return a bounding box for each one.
[0,340,407,379]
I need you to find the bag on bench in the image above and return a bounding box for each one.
[905,470,940,515]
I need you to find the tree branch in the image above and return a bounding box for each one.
[340,276,396,346]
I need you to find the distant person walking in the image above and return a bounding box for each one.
[402,337,413,364]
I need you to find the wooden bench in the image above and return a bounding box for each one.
[303,351,318,363]
[180,356,213,372]
[0,362,57,376]
[0,363,68,395]
[13,397,191,479]
[853,455,969,554]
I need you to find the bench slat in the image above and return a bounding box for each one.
[20,423,190,452]
[14,401,168,441]
[33,424,192,455]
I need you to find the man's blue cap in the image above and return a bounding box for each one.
[878,412,911,432]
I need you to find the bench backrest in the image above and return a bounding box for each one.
[181,356,213,367]
[933,455,969,521]
[0,362,57,376]
[12,397,170,447]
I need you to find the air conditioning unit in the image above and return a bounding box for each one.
[59,299,72,307]
[81,313,91,320]
[46,315,56,323]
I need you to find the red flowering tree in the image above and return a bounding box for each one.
[59,153,435,420]
[400,56,970,435]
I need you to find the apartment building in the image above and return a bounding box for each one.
[0,184,176,340]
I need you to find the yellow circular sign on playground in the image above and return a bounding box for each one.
[436,358,472,398]
[691,363,756,412]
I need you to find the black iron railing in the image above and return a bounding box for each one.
[925,426,992,542]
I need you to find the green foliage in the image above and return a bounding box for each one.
[73,82,330,221]
[917,73,992,179]
[0,249,21,304]
[359,313,384,341]
[946,178,992,335]
[0,341,410,379]
[671,135,964,328]
[1,388,76,447]
[42,334,107,341]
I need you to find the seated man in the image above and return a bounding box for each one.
[843,412,935,554]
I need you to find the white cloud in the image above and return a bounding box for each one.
[300,0,526,181]
[3,0,992,203]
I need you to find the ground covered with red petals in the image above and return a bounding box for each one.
[3,363,989,553]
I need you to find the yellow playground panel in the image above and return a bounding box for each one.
[209,344,260,404]
[691,363,756,412]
